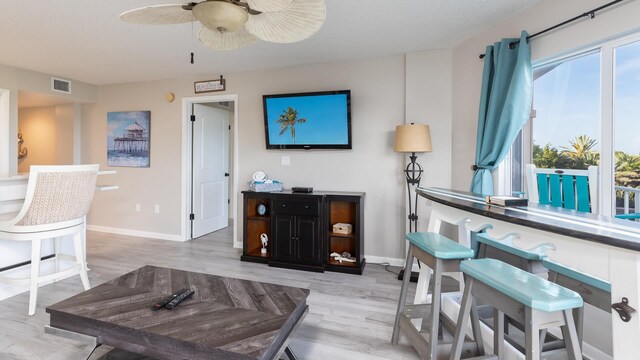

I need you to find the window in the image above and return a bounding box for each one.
[613,39,640,216]
[509,32,640,217]
[532,51,601,170]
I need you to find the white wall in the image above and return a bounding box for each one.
[0,64,96,175]
[451,0,640,191]
[17,105,75,172]
[405,49,453,231]
[83,82,185,237]
[83,53,453,261]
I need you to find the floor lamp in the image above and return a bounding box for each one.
[394,123,432,282]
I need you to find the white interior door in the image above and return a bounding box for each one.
[192,103,229,238]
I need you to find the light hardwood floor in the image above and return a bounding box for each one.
[0,227,433,360]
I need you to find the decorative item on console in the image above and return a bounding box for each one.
[332,223,352,234]
[249,170,283,192]
[260,233,269,255]
[330,252,356,263]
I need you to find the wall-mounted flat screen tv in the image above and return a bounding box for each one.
[263,90,351,150]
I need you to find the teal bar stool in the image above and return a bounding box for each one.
[450,258,583,360]
[475,232,552,348]
[476,232,553,276]
[392,232,475,360]
[542,258,612,350]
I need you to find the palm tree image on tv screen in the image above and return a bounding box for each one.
[277,107,307,144]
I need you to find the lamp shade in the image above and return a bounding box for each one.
[394,124,432,153]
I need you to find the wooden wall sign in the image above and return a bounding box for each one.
[194,76,225,93]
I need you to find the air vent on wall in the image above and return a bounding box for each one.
[51,78,71,94]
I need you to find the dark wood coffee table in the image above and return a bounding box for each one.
[45,265,309,360]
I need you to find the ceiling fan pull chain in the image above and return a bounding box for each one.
[190,12,195,65]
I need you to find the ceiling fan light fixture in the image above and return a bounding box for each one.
[193,1,248,33]
[199,25,257,51]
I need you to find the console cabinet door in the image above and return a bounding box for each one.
[273,214,295,263]
[296,216,322,266]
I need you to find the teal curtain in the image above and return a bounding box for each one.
[471,31,532,195]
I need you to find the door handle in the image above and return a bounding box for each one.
[224,173,229,177]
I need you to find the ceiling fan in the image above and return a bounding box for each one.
[120,0,326,51]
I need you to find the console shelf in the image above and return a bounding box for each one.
[241,190,365,274]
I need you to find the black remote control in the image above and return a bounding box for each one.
[151,289,190,311]
[165,289,195,310]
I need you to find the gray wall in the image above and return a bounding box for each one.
[82,53,453,262]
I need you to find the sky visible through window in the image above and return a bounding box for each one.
[533,41,640,156]
[614,40,640,155]
[532,52,601,153]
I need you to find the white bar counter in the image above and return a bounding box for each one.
[415,187,640,360]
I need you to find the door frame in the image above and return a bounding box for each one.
[181,94,239,245]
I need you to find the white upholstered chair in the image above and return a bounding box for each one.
[0,164,98,315]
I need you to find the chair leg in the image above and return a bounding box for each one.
[494,308,504,357]
[73,231,91,290]
[450,277,474,360]
[469,297,484,355]
[561,310,582,360]
[426,259,443,360]
[539,329,547,353]
[414,263,433,304]
[82,215,89,270]
[53,237,61,282]
[573,306,584,349]
[392,245,414,345]
[29,239,42,316]
[525,308,540,360]
[413,264,433,330]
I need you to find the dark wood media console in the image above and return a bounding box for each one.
[241,190,365,274]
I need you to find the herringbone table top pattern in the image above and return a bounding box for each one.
[47,265,310,360]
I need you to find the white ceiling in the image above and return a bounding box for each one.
[0,1,540,86]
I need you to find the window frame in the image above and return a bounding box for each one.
[501,31,640,216]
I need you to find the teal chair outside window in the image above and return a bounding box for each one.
[525,164,598,213]
[525,164,640,220]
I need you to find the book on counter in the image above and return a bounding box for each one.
[485,195,528,207]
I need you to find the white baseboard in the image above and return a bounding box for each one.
[364,255,405,267]
[233,241,242,249]
[364,255,424,272]
[87,225,184,242]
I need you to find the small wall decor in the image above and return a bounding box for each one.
[194,75,225,93]
[17,132,27,160]
[107,111,150,167]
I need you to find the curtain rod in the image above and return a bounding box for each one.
[478,0,625,59]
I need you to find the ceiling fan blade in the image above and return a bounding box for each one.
[120,4,195,25]
[199,26,257,51]
[247,0,294,13]
[245,0,325,43]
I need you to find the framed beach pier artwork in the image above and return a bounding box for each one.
[107,111,150,167]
